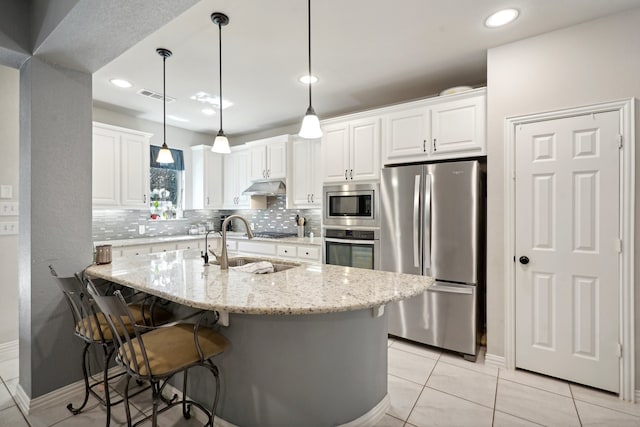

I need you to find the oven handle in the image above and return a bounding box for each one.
[324,238,377,245]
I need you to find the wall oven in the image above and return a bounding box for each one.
[323,183,380,228]
[324,228,380,270]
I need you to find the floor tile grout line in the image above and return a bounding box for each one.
[498,375,574,400]
[568,384,640,419]
[491,370,498,426]
[0,375,32,426]
[388,372,430,388]
[568,383,584,427]
[401,356,439,424]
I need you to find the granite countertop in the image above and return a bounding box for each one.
[95,232,322,248]
[84,249,433,315]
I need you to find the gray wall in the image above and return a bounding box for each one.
[486,8,640,382]
[0,65,19,345]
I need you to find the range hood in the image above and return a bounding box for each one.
[242,180,286,196]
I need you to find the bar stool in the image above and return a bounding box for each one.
[51,266,169,426]
[85,277,229,427]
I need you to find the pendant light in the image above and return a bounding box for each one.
[155,48,175,164]
[211,12,231,154]
[298,0,323,139]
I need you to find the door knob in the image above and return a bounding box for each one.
[519,256,530,265]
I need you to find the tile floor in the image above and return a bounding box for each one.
[1,339,639,426]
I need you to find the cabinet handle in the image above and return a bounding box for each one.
[305,251,309,255]
[207,196,210,205]
[307,194,310,203]
[284,249,288,253]
[263,170,266,178]
[144,194,147,203]
[433,138,437,152]
[344,169,348,180]
[311,194,314,203]
[267,169,270,178]
[423,140,426,152]
[350,169,353,180]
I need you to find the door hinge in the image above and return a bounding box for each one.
[617,134,623,149]
[616,343,622,358]
[616,239,623,253]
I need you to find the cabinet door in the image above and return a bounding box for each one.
[92,127,120,206]
[248,145,267,181]
[266,141,287,179]
[120,132,150,208]
[204,151,223,208]
[235,150,251,207]
[309,139,323,205]
[350,117,380,181]
[223,154,237,208]
[292,139,312,205]
[383,107,429,165]
[430,95,485,157]
[321,122,350,182]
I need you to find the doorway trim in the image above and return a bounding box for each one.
[503,98,635,401]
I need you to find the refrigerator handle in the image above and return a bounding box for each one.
[413,174,420,268]
[423,174,431,272]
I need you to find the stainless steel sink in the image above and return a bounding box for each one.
[210,257,300,273]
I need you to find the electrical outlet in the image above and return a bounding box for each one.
[0,221,18,235]
[0,202,19,216]
[138,224,146,235]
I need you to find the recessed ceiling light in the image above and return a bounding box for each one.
[484,8,519,28]
[299,75,318,84]
[202,108,216,116]
[110,78,133,88]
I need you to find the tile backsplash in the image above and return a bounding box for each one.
[92,196,321,241]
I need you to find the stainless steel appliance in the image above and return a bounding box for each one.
[380,160,484,359]
[324,228,380,270]
[323,183,379,228]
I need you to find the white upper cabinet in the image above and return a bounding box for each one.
[92,122,152,209]
[382,88,486,165]
[430,94,485,157]
[321,116,380,183]
[384,107,430,163]
[247,135,288,181]
[120,132,150,208]
[223,147,251,208]
[289,137,322,207]
[191,145,223,209]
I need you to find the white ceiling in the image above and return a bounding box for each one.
[92,0,640,138]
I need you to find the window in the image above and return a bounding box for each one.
[149,146,185,219]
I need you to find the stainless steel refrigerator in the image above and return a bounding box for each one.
[380,160,484,359]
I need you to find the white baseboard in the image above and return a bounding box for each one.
[485,352,506,369]
[0,339,18,363]
[15,366,125,415]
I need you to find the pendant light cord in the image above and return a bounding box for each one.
[163,54,167,145]
[218,21,224,133]
[307,0,312,109]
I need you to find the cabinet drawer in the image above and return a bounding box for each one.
[237,240,276,256]
[225,240,237,251]
[277,244,297,258]
[150,243,177,253]
[120,245,151,257]
[176,241,199,250]
[297,246,320,261]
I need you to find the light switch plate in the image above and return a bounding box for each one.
[0,202,19,216]
[0,185,12,199]
[0,221,18,235]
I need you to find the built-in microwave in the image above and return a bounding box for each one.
[323,183,380,227]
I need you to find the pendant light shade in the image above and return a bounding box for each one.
[156,48,175,164]
[299,0,322,139]
[211,12,232,154]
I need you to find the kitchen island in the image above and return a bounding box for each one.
[85,249,433,427]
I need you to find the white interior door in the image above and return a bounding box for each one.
[515,110,620,393]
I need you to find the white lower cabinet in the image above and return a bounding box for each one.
[277,244,297,258]
[296,246,320,262]
[150,243,177,253]
[119,245,151,257]
[237,241,277,256]
[176,240,199,250]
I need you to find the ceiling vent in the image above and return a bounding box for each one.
[137,88,176,103]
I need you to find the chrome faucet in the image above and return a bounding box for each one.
[217,214,254,270]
